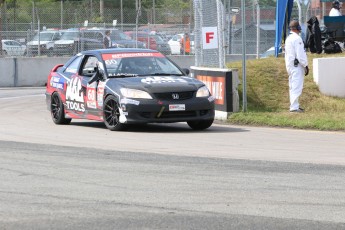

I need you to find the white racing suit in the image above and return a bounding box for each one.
[284,32,308,111]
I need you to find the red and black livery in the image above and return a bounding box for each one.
[46,48,215,131]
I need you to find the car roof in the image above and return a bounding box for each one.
[79,48,160,56]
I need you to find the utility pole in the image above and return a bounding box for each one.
[100,0,104,22]
[121,0,123,30]
[135,0,141,48]
[0,0,4,55]
[241,0,247,112]
[153,0,155,24]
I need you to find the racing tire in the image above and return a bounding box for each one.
[187,119,214,130]
[103,95,127,131]
[50,92,72,125]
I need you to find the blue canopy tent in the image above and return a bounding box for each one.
[275,0,345,57]
[275,0,294,57]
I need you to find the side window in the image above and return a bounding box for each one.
[64,56,82,74]
[96,32,103,42]
[52,33,59,40]
[81,56,99,76]
[85,32,93,39]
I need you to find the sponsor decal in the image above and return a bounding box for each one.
[50,76,64,89]
[65,67,78,74]
[141,76,187,84]
[66,77,85,112]
[169,104,185,111]
[208,95,215,102]
[120,98,140,106]
[86,82,97,109]
[102,52,164,60]
[196,75,225,105]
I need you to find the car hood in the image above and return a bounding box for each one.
[55,40,74,45]
[27,41,52,45]
[107,75,204,93]
[113,40,138,44]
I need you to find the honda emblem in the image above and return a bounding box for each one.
[172,93,179,99]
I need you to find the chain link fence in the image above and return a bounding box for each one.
[0,0,303,60]
[194,0,225,68]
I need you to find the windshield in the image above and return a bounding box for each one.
[102,52,183,77]
[60,31,79,40]
[32,32,55,41]
[110,31,131,40]
[152,35,164,42]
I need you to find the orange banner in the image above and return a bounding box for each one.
[196,75,225,105]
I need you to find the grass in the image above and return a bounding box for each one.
[225,52,345,131]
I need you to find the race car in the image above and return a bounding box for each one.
[45,48,215,131]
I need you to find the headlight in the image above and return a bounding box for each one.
[196,86,210,97]
[120,88,152,99]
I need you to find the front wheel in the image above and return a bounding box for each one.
[187,119,214,130]
[103,95,127,131]
[50,92,71,124]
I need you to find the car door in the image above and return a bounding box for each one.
[61,55,88,117]
[77,55,105,119]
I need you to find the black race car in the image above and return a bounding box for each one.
[46,48,215,131]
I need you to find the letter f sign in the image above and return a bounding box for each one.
[202,27,218,49]
[206,32,214,44]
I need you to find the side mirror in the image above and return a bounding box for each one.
[182,68,190,75]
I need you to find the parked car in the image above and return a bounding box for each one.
[108,29,146,49]
[79,29,105,51]
[168,33,195,55]
[168,33,184,55]
[125,31,171,55]
[1,39,27,56]
[54,30,81,56]
[260,46,283,58]
[45,48,215,131]
[27,30,62,56]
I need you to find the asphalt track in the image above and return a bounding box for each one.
[0,87,345,229]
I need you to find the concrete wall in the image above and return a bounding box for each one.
[0,55,256,87]
[313,57,345,98]
[0,57,68,87]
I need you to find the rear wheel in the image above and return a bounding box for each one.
[187,119,214,130]
[50,92,71,124]
[103,95,127,131]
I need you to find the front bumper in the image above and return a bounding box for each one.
[119,97,215,124]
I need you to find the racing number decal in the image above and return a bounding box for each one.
[97,81,106,107]
[86,82,97,109]
[66,77,85,112]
